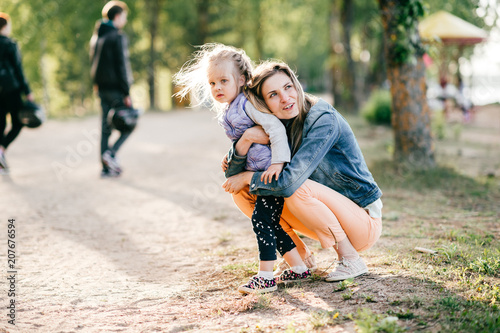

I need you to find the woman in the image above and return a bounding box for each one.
[222,61,383,281]
[0,12,34,173]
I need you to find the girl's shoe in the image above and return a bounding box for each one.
[277,269,312,283]
[325,257,368,282]
[238,276,277,294]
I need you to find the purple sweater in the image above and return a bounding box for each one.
[219,94,272,171]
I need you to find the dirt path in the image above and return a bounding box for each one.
[1,110,262,332]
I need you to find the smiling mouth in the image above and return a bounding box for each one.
[283,103,294,110]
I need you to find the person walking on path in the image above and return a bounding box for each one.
[90,1,133,178]
[223,61,383,282]
[0,12,34,174]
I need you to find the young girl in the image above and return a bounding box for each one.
[174,44,313,294]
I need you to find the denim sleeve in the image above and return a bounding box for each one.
[224,141,247,178]
[249,112,339,197]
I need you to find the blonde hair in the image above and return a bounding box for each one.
[173,43,253,115]
[246,61,317,154]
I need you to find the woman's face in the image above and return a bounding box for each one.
[261,72,299,119]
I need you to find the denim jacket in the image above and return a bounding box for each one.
[226,99,382,208]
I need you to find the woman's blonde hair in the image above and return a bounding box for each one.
[173,43,253,115]
[246,61,317,154]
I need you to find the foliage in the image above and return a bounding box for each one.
[382,0,426,66]
[361,89,392,125]
[0,0,496,116]
[352,308,404,333]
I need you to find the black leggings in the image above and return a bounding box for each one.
[0,91,23,149]
[251,195,296,261]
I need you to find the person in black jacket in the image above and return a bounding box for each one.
[90,1,133,178]
[0,13,34,174]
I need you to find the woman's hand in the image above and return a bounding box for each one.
[26,93,34,102]
[222,171,254,194]
[221,153,228,172]
[235,126,270,156]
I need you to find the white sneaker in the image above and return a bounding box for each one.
[0,151,8,169]
[102,150,122,173]
[325,257,368,282]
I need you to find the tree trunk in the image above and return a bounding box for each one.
[196,0,210,44]
[380,0,435,169]
[329,0,343,107]
[147,0,162,110]
[340,0,359,112]
[40,38,50,114]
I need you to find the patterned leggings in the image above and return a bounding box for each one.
[251,195,296,261]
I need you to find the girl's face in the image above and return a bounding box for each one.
[261,72,299,119]
[208,61,245,104]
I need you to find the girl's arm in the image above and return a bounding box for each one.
[224,126,271,178]
[244,102,291,164]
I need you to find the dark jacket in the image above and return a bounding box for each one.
[226,99,382,208]
[91,21,133,95]
[0,35,31,95]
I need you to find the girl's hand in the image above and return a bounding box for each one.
[26,93,34,102]
[221,153,228,172]
[222,171,254,194]
[261,163,284,184]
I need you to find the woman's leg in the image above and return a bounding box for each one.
[232,187,313,260]
[284,179,382,254]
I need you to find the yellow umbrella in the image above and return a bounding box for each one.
[419,11,488,45]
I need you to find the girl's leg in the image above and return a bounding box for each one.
[239,195,286,294]
[232,188,313,260]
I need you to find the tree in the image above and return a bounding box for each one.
[379,0,435,169]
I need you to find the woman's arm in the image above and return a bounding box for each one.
[247,111,340,197]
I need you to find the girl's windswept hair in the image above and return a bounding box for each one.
[173,43,253,114]
[246,61,317,155]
